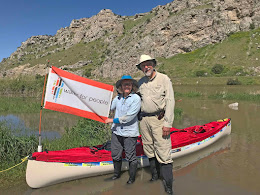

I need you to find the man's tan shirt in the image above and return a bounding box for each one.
[138,72,175,127]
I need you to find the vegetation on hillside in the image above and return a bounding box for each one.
[157,27,260,84]
[123,12,155,34]
[0,28,259,94]
[2,39,108,74]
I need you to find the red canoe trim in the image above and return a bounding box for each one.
[44,101,107,123]
[51,66,114,91]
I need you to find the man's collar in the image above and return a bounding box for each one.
[149,70,157,81]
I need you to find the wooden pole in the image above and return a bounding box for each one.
[38,60,49,152]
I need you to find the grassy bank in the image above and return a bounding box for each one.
[175,91,203,98]
[0,97,41,113]
[170,76,260,85]
[209,92,260,101]
[1,75,260,100]
[0,75,45,97]
[174,90,260,102]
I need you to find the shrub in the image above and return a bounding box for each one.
[249,23,255,30]
[35,74,43,80]
[212,64,224,74]
[84,68,92,77]
[227,78,241,85]
[195,70,207,77]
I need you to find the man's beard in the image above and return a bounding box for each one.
[144,68,154,77]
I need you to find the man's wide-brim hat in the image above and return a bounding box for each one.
[116,75,138,93]
[136,54,156,70]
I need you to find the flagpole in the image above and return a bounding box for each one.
[38,60,49,152]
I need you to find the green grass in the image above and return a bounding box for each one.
[0,75,45,95]
[0,123,37,164]
[3,39,108,74]
[123,13,155,33]
[0,122,38,189]
[209,92,260,101]
[194,4,214,10]
[157,28,260,81]
[0,97,42,113]
[174,89,260,101]
[115,13,156,44]
[171,76,260,85]
[175,91,203,98]
[174,107,183,120]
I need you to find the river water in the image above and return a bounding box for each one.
[1,85,260,195]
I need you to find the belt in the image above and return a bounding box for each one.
[138,110,165,120]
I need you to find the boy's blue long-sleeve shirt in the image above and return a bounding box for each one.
[110,93,141,137]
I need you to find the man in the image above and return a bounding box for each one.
[136,54,175,194]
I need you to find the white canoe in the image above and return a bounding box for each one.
[26,119,231,188]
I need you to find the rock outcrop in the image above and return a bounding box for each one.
[0,0,259,79]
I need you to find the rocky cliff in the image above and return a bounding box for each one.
[0,0,259,79]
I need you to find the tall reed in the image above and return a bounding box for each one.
[43,118,112,151]
[0,122,38,167]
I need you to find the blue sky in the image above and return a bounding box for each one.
[0,0,173,61]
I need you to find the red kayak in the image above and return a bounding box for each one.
[26,118,231,188]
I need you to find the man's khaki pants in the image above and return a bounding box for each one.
[140,116,172,164]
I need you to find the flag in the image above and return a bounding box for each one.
[44,66,114,123]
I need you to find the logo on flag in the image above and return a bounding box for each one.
[44,66,114,123]
[51,78,65,102]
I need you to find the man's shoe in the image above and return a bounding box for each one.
[161,163,173,194]
[112,160,122,180]
[126,161,137,184]
[150,172,159,182]
[163,179,173,195]
[111,174,120,180]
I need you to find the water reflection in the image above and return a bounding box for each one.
[174,99,260,194]
[0,112,80,139]
[173,136,231,174]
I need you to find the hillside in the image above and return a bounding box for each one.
[0,0,259,83]
[158,28,260,84]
